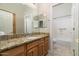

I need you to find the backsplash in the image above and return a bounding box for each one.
[0,32,49,41]
[0,32,47,41]
[0,34,27,41]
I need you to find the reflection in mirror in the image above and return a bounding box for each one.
[33,14,47,27]
[39,21,43,28]
[0,9,16,35]
[32,14,48,33]
[33,20,39,28]
[33,14,47,28]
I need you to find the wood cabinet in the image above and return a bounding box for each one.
[38,38,44,56]
[26,46,38,56]
[0,36,49,56]
[0,45,25,56]
[44,37,49,55]
[26,40,39,56]
[44,41,49,55]
[26,37,49,56]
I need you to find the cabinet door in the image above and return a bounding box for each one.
[44,41,49,55]
[16,52,25,56]
[0,45,25,56]
[38,43,44,56]
[26,46,38,56]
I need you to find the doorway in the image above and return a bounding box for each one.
[52,3,74,56]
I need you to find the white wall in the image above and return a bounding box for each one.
[0,3,39,34]
[24,4,37,33]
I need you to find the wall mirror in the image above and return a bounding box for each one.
[32,14,47,33]
[0,9,16,35]
[33,14,46,28]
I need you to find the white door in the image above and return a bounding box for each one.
[52,3,73,42]
[52,3,74,56]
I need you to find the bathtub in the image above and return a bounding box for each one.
[53,37,73,56]
[53,36,74,48]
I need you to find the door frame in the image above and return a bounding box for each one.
[72,3,79,56]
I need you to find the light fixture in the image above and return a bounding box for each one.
[22,3,37,9]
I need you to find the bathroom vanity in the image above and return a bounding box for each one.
[0,8,49,56]
[0,33,49,56]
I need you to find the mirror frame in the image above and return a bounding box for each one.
[0,9,16,34]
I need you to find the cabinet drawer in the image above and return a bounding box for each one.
[26,47,38,56]
[45,37,49,42]
[1,45,25,56]
[27,40,38,50]
[16,52,25,56]
[39,38,44,44]
[38,43,44,56]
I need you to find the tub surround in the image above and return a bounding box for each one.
[0,33,49,56]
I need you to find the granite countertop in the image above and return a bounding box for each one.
[0,34,48,52]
